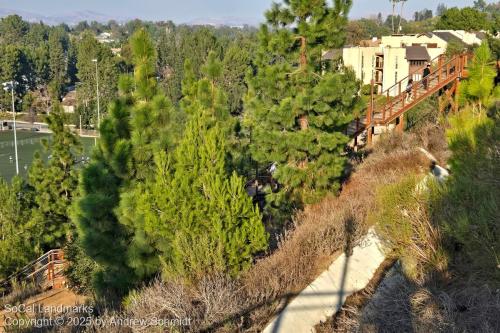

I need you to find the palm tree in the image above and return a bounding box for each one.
[390,0,397,33]
[398,0,408,33]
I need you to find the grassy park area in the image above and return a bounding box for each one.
[0,130,95,181]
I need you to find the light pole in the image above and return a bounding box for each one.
[92,58,100,137]
[2,81,19,175]
[92,59,100,145]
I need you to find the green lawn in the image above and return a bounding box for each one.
[0,130,95,181]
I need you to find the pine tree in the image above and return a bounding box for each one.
[244,0,363,205]
[72,96,137,298]
[28,104,80,250]
[126,103,267,279]
[221,41,252,115]
[128,29,180,180]
[73,29,180,296]
[459,42,500,111]
[0,177,37,280]
[76,31,118,128]
[48,28,68,99]
[119,53,268,280]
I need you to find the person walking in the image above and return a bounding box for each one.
[405,78,413,102]
[422,64,431,90]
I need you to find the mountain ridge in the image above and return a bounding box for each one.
[0,8,259,27]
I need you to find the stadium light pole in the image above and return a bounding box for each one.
[92,58,100,145]
[2,81,19,175]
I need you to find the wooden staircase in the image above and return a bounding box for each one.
[0,249,66,296]
[349,53,471,146]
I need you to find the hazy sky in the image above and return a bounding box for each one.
[0,0,484,23]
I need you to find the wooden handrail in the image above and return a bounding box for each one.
[350,52,471,140]
[374,53,470,121]
[377,53,441,98]
[0,249,66,294]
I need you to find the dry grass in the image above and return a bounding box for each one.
[328,265,500,333]
[0,280,41,309]
[41,125,446,333]
[315,117,500,333]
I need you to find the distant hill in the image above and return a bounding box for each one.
[0,8,259,27]
[0,8,127,25]
[186,17,260,28]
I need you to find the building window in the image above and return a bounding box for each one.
[395,56,398,69]
[395,71,398,83]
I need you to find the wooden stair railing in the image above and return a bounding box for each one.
[0,249,66,296]
[350,52,471,146]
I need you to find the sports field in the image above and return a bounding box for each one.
[0,130,95,181]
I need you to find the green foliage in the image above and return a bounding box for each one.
[413,9,433,21]
[404,96,439,129]
[0,44,30,108]
[458,42,499,110]
[0,177,37,280]
[48,28,69,100]
[374,175,448,282]
[28,105,81,250]
[63,237,99,295]
[157,26,227,104]
[130,28,157,101]
[73,29,182,298]
[122,93,267,280]
[220,41,252,115]
[0,15,29,45]
[76,31,118,128]
[433,109,499,279]
[436,7,491,31]
[72,97,137,299]
[245,0,362,205]
[118,47,267,281]
[445,40,467,58]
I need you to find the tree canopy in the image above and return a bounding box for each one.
[436,7,491,31]
[244,0,363,205]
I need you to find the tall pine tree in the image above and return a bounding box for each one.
[244,0,363,205]
[72,96,137,299]
[0,177,37,280]
[28,104,80,249]
[73,28,180,297]
[119,52,268,280]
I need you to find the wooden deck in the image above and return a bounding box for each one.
[349,53,471,145]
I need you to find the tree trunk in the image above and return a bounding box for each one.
[391,2,395,33]
[398,1,405,33]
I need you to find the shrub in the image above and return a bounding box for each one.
[373,175,448,282]
[433,108,500,280]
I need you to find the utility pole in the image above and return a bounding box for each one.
[2,81,19,175]
[92,58,100,145]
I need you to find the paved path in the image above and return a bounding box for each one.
[263,228,385,333]
[0,289,87,332]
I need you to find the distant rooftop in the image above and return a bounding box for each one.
[405,45,430,61]
[432,31,467,47]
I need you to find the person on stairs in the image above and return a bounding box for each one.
[422,64,431,90]
[405,79,414,102]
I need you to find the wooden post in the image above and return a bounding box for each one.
[354,117,359,148]
[438,55,443,83]
[454,78,461,113]
[366,80,375,146]
[396,115,404,133]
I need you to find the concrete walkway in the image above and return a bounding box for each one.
[263,228,385,333]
